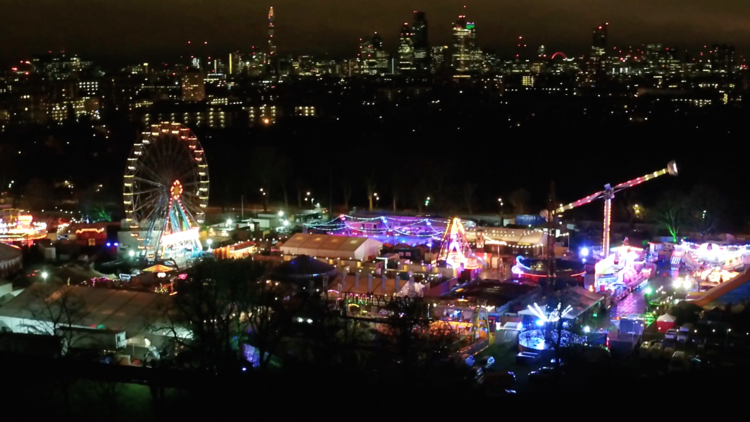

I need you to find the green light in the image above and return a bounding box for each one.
[644,287,653,295]
[593,313,598,318]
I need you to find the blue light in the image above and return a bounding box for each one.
[114,242,119,246]
[535,319,544,327]
[242,367,247,372]
[580,247,589,257]
[106,242,111,247]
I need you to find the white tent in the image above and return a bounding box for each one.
[280,234,382,260]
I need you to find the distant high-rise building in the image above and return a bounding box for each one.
[592,23,608,55]
[181,69,205,102]
[412,11,430,72]
[430,45,449,74]
[358,32,389,75]
[451,11,481,75]
[397,23,416,73]
[514,36,529,61]
[267,7,277,75]
[585,22,609,84]
[711,44,736,74]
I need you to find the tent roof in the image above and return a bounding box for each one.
[143,264,174,273]
[271,255,338,281]
[281,233,312,250]
[0,283,168,334]
[0,243,22,262]
[657,313,676,322]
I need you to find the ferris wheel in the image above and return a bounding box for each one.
[123,122,209,263]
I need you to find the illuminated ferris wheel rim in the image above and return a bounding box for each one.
[123,122,209,258]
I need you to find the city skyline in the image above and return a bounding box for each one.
[1,1,749,65]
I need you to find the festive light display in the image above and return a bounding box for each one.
[123,122,209,263]
[594,245,652,292]
[437,217,481,270]
[527,302,573,323]
[0,210,47,243]
[305,215,447,240]
[549,161,677,258]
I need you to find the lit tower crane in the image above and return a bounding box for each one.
[545,161,678,276]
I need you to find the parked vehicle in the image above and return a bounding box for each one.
[690,355,712,371]
[663,343,676,359]
[650,342,663,359]
[669,351,689,373]
[516,351,540,365]
[480,371,516,393]
[475,356,496,370]
[639,341,651,359]
[665,328,677,340]
[676,330,690,343]
[529,367,556,389]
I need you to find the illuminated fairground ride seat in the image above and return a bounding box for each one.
[437,217,483,271]
[511,255,586,283]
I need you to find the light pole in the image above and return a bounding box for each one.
[498,198,504,226]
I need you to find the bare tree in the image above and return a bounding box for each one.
[341,180,353,212]
[26,284,88,355]
[25,283,88,415]
[154,259,304,373]
[462,183,478,215]
[654,190,687,242]
[509,188,531,215]
[688,184,725,238]
[365,174,378,211]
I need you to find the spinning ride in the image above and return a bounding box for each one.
[123,122,209,263]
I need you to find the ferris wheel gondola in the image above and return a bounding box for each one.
[123,122,209,263]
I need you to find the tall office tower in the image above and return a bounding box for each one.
[592,23,608,56]
[357,33,387,75]
[586,22,609,84]
[451,10,481,75]
[711,44,736,74]
[397,23,416,73]
[181,69,205,102]
[267,7,277,75]
[412,11,430,72]
[514,36,528,61]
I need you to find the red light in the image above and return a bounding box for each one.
[188,41,191,44]
[599,26,602,29]
[25,72,28,75]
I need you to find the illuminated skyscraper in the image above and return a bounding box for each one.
[412,11,430,72]
[358,32,388,75]
[397,23,416,73]
[592,23,608,56]
[451,10,481,75]
[267,7,277,75]
[181,69,205,102]
[585,23,609,84]
[711,44,736,74]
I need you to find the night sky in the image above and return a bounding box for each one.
[2,0,749,63]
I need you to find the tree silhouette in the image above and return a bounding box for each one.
[654,190,688,242]
[509,188,531,215]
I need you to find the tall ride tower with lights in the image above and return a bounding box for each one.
[268,7,277,75]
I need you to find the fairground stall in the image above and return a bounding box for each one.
[594,245,655,297]
[676,241,748,272]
